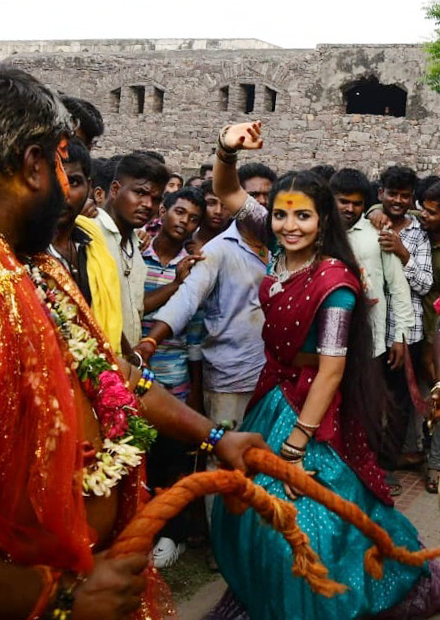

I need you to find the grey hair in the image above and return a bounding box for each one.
[0,65,73,174]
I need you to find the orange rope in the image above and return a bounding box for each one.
[109,448,440,596]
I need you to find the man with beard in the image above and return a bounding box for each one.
[49,137,123,353]
[0,67,265,620]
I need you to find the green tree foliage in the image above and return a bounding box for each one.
[425,2,440,92]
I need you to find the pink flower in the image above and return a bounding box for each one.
[93,371,138,439]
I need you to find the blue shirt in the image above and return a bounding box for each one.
[155,221,266,392]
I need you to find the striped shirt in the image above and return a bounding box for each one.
[142,242,204,399]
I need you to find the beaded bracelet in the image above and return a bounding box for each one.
[200,423,229,453]
[41,583,75,620]
[134,367,155,397]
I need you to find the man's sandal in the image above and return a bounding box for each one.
[385,472,402,497]
[426,469,440,494]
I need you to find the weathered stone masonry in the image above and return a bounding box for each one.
[2,39,440,177]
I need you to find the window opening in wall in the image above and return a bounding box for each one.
[110,87,121,113]
[220,86,229,111]
[240,84,255,114]
[153,87,164,113]
[130,85,145,114]
[344,76,407,117]
[264,86,277,112]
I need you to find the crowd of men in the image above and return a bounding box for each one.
[51,90,440,569]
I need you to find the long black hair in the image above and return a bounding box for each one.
[266,170,386,453]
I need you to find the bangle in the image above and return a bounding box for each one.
[200,423,229,453]
[431,381,440,395]
[218,125,238,153]
[296,419,320,431]
[283,440,306,452]
[294,425,313,440]
[280,453,303,464]
[132,350,144,370]
[28,566,60,620]
[216,146,238,165]
[141,336,158,352]
[134,367,155,397]
[280,441,306,461]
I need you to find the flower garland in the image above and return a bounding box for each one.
[26,261,157,498]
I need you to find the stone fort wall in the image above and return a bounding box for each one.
[3,39,440,177]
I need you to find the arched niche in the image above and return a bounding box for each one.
[343,76,407,117]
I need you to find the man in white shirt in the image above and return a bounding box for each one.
[331,168,414,364]
[330,169,415,492]
[95,153,169,348]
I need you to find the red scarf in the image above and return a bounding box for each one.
[249,258,392,505]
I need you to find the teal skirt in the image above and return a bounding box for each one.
[212,386,427,620]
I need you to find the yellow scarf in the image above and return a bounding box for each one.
[76,215,123,354]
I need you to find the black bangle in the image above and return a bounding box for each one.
[218,125,238,153]
[216,146,238,165]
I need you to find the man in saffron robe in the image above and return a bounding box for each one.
[0,67,265,620]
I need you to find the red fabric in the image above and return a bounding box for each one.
[14,252,171,619]
[0,239,92,573]
[248,258,393,506]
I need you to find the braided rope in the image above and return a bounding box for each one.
[109,448,440,596]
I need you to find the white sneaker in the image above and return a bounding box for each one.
[153,537,186,568]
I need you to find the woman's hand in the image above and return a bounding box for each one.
[220,121,263,151]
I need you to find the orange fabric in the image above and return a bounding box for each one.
[55,138,70,199]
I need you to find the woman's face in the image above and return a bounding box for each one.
[271,191,320,255]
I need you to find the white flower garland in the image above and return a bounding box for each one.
[26,261,152,498]
[82,437,144,497]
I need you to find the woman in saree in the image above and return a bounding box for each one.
[207,121,440,620]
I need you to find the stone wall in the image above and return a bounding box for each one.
[4,41,440,177]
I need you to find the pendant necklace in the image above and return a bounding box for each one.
[269,252,316,298]
[121,237,134,277]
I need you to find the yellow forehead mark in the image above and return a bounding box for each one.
[274,191,315,211]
